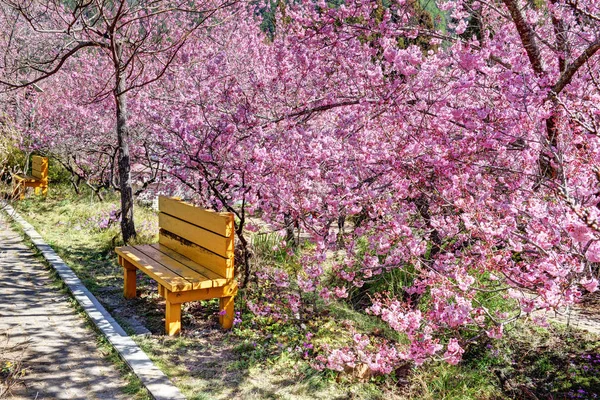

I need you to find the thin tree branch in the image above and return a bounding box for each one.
[552,39,600,95]
[500,0,544,75]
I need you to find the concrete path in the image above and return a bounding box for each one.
[0,213,129,399]
[547,303,600,336]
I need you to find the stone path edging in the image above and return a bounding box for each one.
[1,202,186,400]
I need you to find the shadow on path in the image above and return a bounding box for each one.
[0,214,129,400]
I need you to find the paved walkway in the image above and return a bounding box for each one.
[547,302,600,336]
[0,213,129,399]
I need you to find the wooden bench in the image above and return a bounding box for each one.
[11,155,49,200]
[115,196,237,336]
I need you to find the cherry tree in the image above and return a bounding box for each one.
[0,0,237,242]
[16,52,165,200]
[140,0,600,371]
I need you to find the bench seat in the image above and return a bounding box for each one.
[13,174,41,183]
[116,243,228,291]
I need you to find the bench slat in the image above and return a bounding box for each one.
[32,155,47,168]
[134,244,220,289]
[150,243,228,284]
[12,174,38,182]
[164,282,238,304]
[116,246,194,292]
[32,166,47,180]
[159,232,233,279]
[159,213,233,258]
[159,196,233,237]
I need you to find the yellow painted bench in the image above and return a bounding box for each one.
[115,196,237,336]
[11,155,48,199]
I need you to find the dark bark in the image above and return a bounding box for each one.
[501,0,562,184]
[414,195,442,258]
[236,225,251,288]
[337,213,346,248]
[284,212,297,249]
[501,0,544,75]
[115,42,136,243]
[70,175,80,194]
[550,0,568,73]
[552,39,600,95]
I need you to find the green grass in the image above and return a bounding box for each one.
[410,363,502,400]
[406,321,600,400]
[327,302,408,344]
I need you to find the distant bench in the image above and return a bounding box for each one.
[116,196,237,336]
[11,155,48,200]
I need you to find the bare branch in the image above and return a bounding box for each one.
[0,40,108,90]
[552,39,600,95]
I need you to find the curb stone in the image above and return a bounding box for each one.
[1,202,186,400]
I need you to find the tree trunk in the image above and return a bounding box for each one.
[115,44,136,243]
[284,212,297,249]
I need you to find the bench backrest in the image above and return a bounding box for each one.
[158,196,235,280]
[31,156,48,181]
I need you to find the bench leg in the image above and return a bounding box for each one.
[41,184,48,197]
[165,300,181,336]
[123,266,137,299]
[12,182,24,200]
[219,296,235,329]
[34,186,41,196]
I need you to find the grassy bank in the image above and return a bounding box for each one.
[8,184,600,399]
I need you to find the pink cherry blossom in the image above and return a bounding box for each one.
[443,339,465,365]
